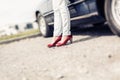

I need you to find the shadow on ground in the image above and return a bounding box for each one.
[71,24,114,44]
[0,24,114,45]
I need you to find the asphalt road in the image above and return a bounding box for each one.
[0,25,120,80]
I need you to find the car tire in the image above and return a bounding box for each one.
[105,0,120,36]
[37,15,53,37]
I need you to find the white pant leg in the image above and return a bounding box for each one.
[60,1,71,36]
[53,9,62,36]
[52,0,71,36]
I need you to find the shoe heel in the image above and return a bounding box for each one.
[56,35,73,47]
[70,38,73,43]
[47,36,62,48]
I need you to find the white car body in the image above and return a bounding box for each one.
[0,0,42,26]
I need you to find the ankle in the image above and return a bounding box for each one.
[61,35,72,41]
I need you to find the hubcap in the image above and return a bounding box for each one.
[111,0,120,26]
[39,16,46,35]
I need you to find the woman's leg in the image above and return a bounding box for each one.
[47,0,63,48]
[55,0,72,47]
[48,0,71,47]
[52,0,63,37]
[53,9,62,37]
[60,0,71,36]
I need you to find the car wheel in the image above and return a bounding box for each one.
[37,15,53,37]
[105,0,120,36]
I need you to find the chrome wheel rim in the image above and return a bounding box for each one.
[111,0,120,26]
[39,16,46,35]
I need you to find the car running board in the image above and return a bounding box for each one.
[68,0,85,7]
[48,12,98,25]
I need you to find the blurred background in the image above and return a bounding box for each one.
[0,0,43,42]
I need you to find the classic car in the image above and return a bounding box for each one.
[36,0,120,37]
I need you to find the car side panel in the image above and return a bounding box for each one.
[39,0,105,26]
[70,1,90,17]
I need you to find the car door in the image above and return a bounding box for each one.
[69,0,90,17]
[68,0,78,18]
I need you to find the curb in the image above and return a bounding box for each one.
[0,33,41,45]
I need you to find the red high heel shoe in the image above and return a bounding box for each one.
[47,36,62,48]
[56,35,73,47]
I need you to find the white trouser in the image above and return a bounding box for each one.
[52,0,71,36]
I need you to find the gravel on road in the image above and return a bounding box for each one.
[0,26,120,80]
